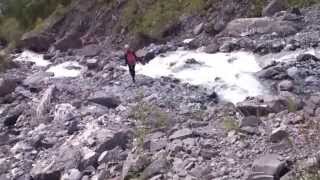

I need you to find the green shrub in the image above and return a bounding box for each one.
[119,0,205,38]
[222,116,239,132]
[0,17,23,43]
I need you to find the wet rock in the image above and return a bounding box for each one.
[219,40,240,52]
[262,0,288,17]
[31,145,82,180]
[278,80,294,92]
[0,78,17,97]
[86,58,99,69]
[136,49,156,64]
[193,23,204,35]
[296,53,320,62]
[169,128,195,140]
[75,44,102,58]
[61,169,82,180]
[185,58,201,65]
[2,104,25,127]
[249,154,287,180]
[270,127,289,143]
[204,43,219,54]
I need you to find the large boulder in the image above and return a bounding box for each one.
[20,32,55,52]
[237,95,291,116]
[221,17,301,37]
[262,0,288,17]
[88,91,121,109]
[74,44,102,58]
[31,145,82,180]
[248,154,287,180]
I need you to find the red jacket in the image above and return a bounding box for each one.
[125,50,138,65]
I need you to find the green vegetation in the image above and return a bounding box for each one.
[129,94,169,150]
[0,0,72,44]
[296,169,320,180]
[222,116,239,132]
[287,0,320,7]
[119,0,205,38]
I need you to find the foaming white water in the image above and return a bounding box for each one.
[136,50,267,103]
[14,50,51,66]
[46,61,84,78]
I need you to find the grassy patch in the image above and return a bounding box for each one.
[222,116,239,132]
[0,0,72,46]
[129,98,169,150]
[119,0,205,38]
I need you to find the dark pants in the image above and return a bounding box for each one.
[128,64,135,83]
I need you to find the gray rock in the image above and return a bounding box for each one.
[54,104,77,122]
[270,128,289,143]
[0,158,9,174]
[54,31,83,51]
[31,145,82,180]
[23,72,53,89]
[278,80,294,92]
[297,53,320,62]
[249,154,286,179]
[204,43,219,54]
[81,147,97,168]
[36,85,56,122]
[286,67,299,79]
[88,91,121,109]
[237,96,289,116]
[262,0,288,17]
[61,169,82,180]
[0,133,9,146]
[150,138,167,152]
[222,17,300,37]
[193,23,204,35]
[75,44,102,57]
[0,78,17,97]
[240,116,261,128]
[169,128,195,140]
[122,153,151,180]
[86,58,99,69]
[97,146,126,165]
[2,104,24,127]
[141,157,168,180]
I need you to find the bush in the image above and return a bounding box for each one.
[0,17,23,43]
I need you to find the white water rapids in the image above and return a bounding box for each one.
[14,50,85,78]
[13,46,318,103]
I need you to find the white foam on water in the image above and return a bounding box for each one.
[183,38,194,44]
[14,50,51,66]
[46,61,83,78]
[136,50,267,103]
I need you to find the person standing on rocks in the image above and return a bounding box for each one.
[124,44,139,83]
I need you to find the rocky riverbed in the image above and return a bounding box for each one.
[2,1,320,180]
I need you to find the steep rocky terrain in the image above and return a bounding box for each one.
[2,0,320,180]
